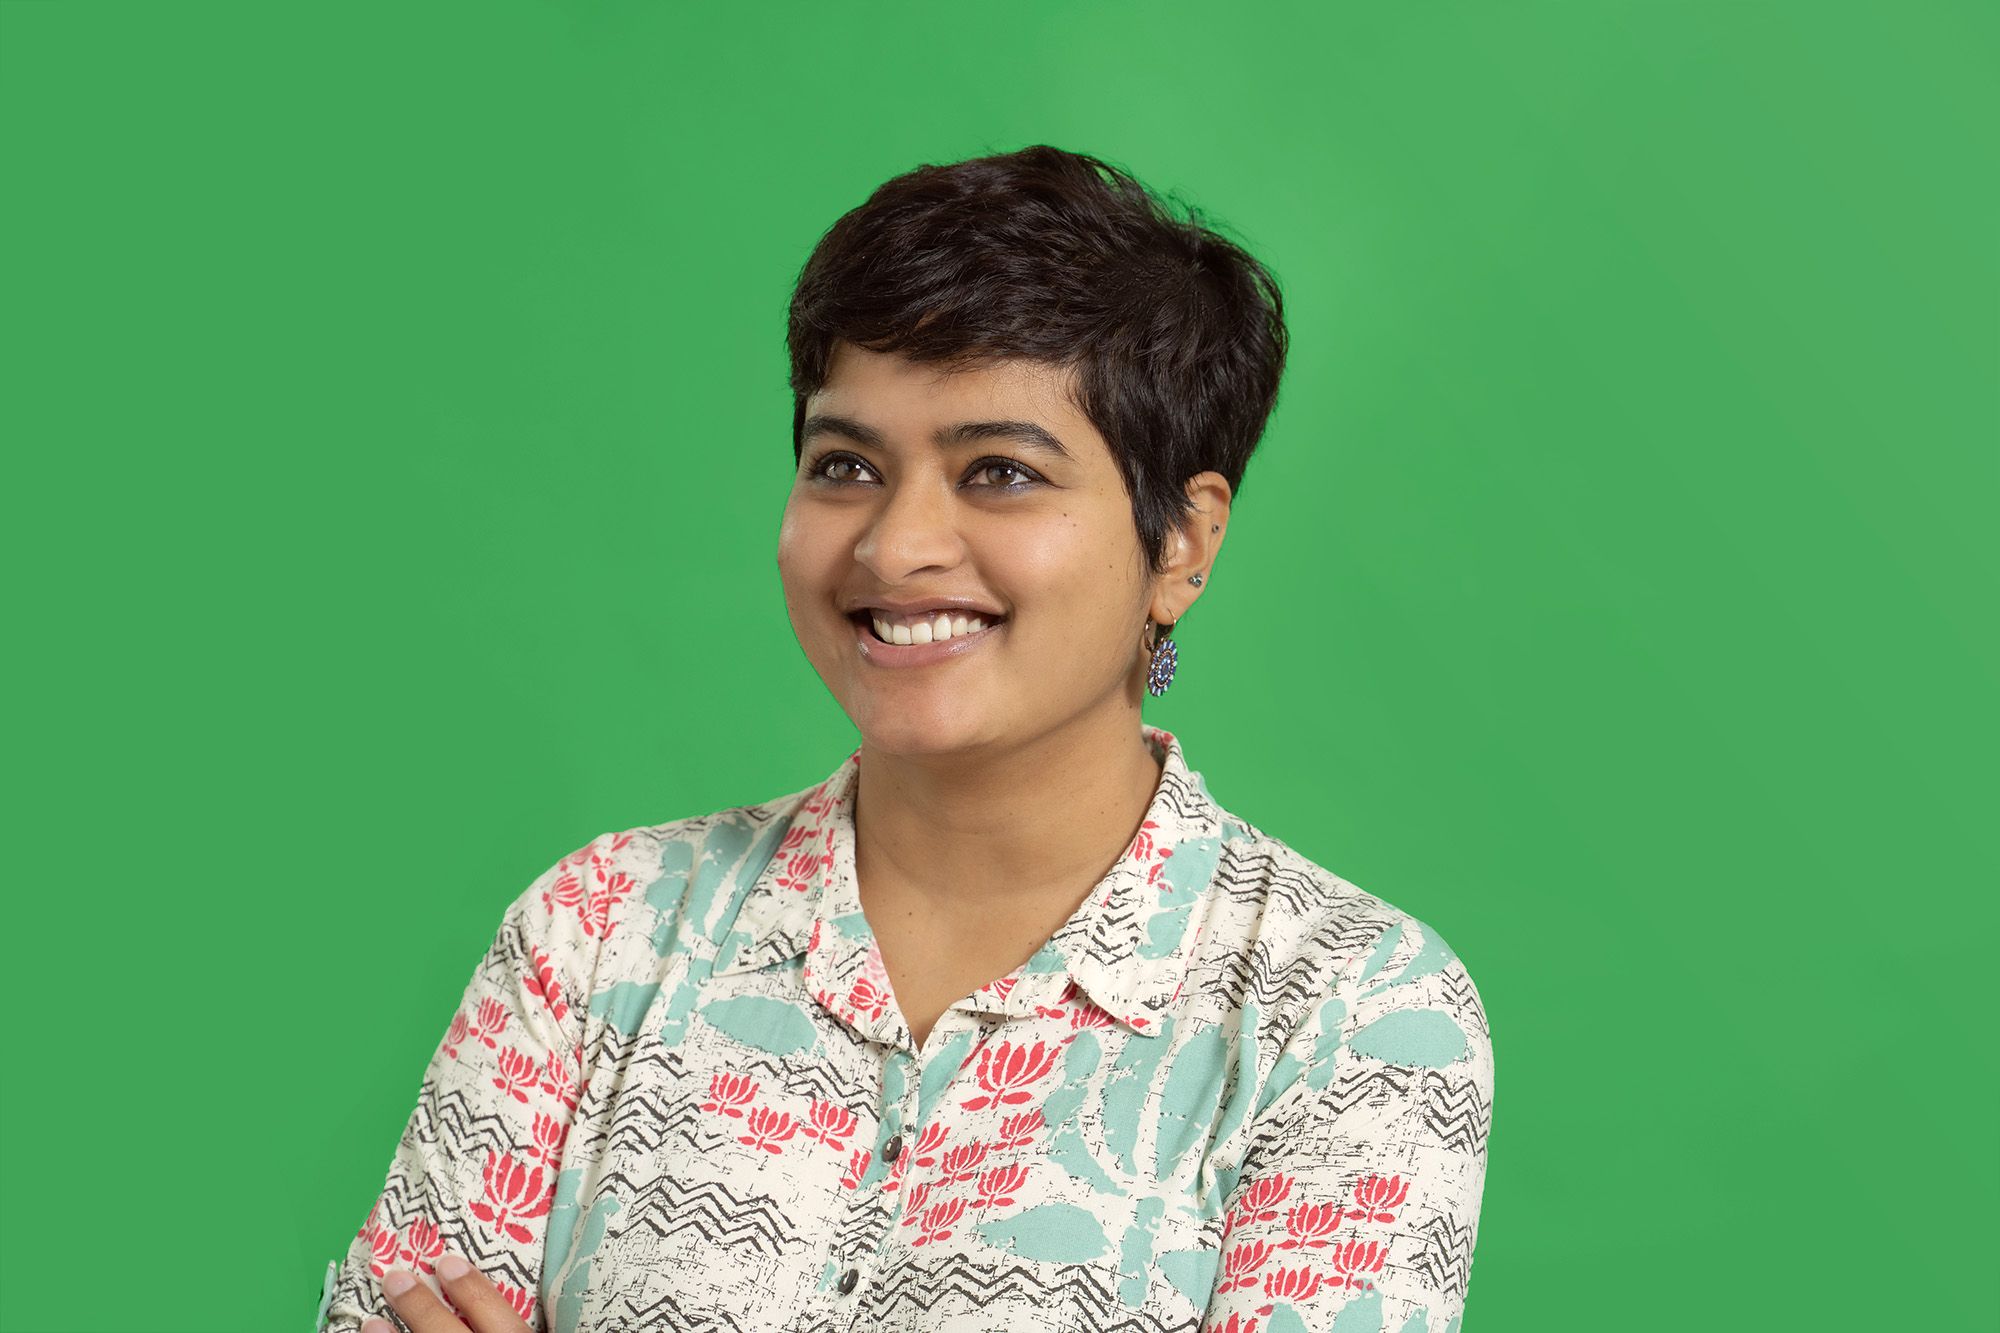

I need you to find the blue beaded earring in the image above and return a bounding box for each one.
[1146,571,1205,697]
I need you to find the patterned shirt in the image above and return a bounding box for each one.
[322,722,1493,1333]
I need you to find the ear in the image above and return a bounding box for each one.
[1146,471,1232,632]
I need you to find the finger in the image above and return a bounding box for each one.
[435,1252,535,1332]
[378,1266,470,1333]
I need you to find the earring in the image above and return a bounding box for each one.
[1146,618,1178,696]
[1147,573,1205,696]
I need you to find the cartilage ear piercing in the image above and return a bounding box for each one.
[1189,573,1204,586]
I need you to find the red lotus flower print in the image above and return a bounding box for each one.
[961,1040,1058,1110]
[845,976,889,1022]
[398,1217,444,1274]
[1255,1264,1324,1316]
[839,1149,871,1190]
[1219,1239,1275,1292]
[1327,1236,1388,1290]
[883,1143,914,1193]
[495,1282,535,1321]
[366,1220,399,1277]
[897,1181,933,1225]
[470,998,509,1049]
[910,1197,967,1247]
[700,1072,757,1118]
[540,1045,582,1112]
[528,1111,569,1166]
[738,1105,798,1154]
[997,1109,1044,1148]
[493,1046,541,1104]
[1280,1200,1341,1249]
[1350,1172,1409,1223]
[1069,1001,1115,1033]
[974,1162,1029,1209]
[981,975,1018,1003]
[1129,819,1163,862]
[908,1122,950,1167]
[773,826,819,893]
[1206,1317,1258,1333]
[443,1010,469,1060]
[470,1151,553,1245]
[586,832,633,873]
[1237,1173,1293,1224]
[541,868,584,918]
[584,869,635,939]
[801,1099,859,1152]
[524,946,568,1023]
[939,1140,990,1183]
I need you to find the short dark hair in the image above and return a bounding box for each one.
[787,144,1288,577]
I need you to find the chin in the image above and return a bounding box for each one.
[848,706,996,756]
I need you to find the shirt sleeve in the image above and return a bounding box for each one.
[1201,915,1495,1333]
[318,833,616,1332]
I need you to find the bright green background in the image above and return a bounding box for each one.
[2,1,1992,1329]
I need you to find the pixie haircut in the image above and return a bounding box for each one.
[787,144,1288,578]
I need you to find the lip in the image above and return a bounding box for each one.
[845,596,1007,619]
[851,613,1005,668]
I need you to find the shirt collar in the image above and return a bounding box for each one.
[712,722,1229,1042]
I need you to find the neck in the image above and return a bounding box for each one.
[851,705,1166,912]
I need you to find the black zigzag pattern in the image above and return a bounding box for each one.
[1202,936,1338,1016]
[606,1170,805,1259]
[1325,1062,1418,1116]
[597,1048,709,1162]
[602,1286,752,1333]
[1434,963,1489,1043]
[832,1187,896,1255]
[745,1038,883,1112]
[1421,1070,1491,1157]
[866,1258,1200,1333]
[1304,908,1401,969]
[409,1081,537,1166]
[1210,845,1338,922]
[1412,1210,1477,1301]
[1151,767,1214,829]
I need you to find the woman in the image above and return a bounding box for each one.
[321,145,1493,1333]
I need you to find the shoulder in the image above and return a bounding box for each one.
[1192,810,1492,1072]
[502,776,828,952]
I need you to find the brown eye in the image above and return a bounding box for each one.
[969,458,1040,489]
[808,452,873,484]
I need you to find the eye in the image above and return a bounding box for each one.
[804,451,1043,491]
[805,451,877,485]
[966,457,1042,490]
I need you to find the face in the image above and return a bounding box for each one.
[777,341,1161,758]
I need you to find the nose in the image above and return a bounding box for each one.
[851,472,967,581]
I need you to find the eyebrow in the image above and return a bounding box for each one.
[801,413,1075,465]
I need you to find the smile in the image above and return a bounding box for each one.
[849,611,1006,667]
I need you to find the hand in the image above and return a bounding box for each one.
[362,1253,533,1333]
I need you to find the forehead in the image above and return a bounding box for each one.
[806,342,1106,465]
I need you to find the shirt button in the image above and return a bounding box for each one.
[837,1266,859,1295]
[881,1134,903,1163]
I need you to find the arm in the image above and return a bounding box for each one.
[319,834,615,1332]
[1203,915,1495,1333]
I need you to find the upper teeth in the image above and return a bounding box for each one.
[868,610,993,644]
